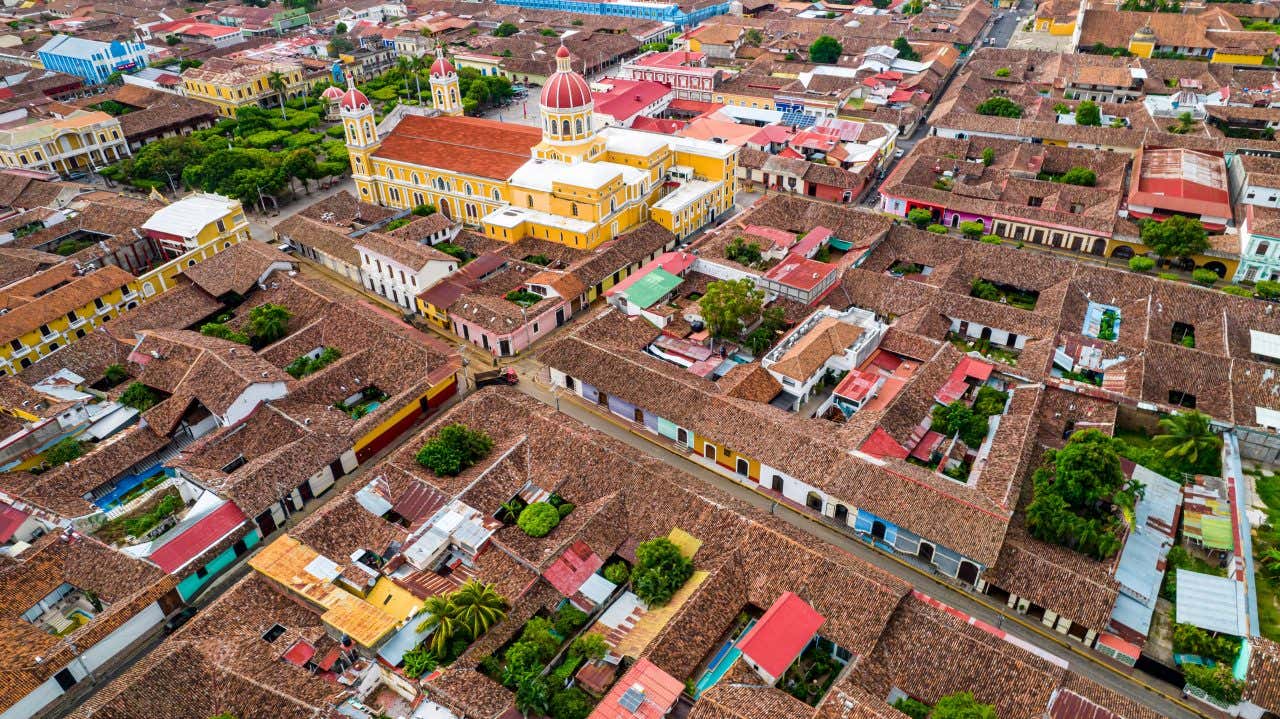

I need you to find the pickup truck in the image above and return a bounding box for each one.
[474,367,519,388]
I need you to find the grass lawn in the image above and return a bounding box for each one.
[1251,470,1280,640]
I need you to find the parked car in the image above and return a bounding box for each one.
[894,148,906,159]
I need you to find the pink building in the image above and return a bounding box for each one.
[449,270,585,357]
[621,50,721,102]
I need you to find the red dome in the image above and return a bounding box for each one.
[320,85,345,100]
[430,55,455,77]
[556,45,571,59]
[340,86,370,111]
[541,48,591,110]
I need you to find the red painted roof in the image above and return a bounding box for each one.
[860,427,910,459]
[430,55,455,77]
[592,79,672,121]
[374,115,541,181]
[282,640,316,667]
[762,255,835,292]
[738,591,824,679]
[0,504,28,543]
[1128,147,1231,219]
[588,658,683,719]
[910,430,945,461]
[340,85,370,111]
[630,116,685,134]
[835,368,879,402]
[147,501,246,574]
[542,540,604,597]
[316,647,342,671]
[935,356,994,404]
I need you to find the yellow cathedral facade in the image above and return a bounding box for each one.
[340,45,738,250]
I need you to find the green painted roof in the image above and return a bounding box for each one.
[624,268,682,309]
[1200,516,1234,551]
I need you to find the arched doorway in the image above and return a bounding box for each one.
[806,492,823,511]
[833,504,849,524]
[1110,245,1134,260]
[1201,261,1228,278]
[958,561,980,585]
[871,520,887,540]
[918,542,934,563]
[771,475,784,492]
[439,199,452,219]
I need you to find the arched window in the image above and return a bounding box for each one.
[561,119,570,136]
[527,195,534,208]
[464,183,473,196]
[450,89,457,103]
[610,198,616,213]
[363,121,371,137]
[570,203,578,216]
[1258,241,1271,256]
[575,118,583,134]
[492,189,501,201]
[386,168,394,179]
[586,116,593,132]
[412,173,420,185]
[436,91,444,106]
[436,177,447,191]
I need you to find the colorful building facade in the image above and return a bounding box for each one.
[37,36,153,85]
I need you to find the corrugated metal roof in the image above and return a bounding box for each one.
[1175,569,1248,636]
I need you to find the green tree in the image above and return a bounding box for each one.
[906,208,933,228]
[891,698,930,719]
[328,36,354,57]
[450,581,507,639]
[1050,429,1129,509]
[1074,100,1101,126]
[572,632,608,661]
[120,382,159,411]
[603,561,630,584]
[1141,215,1209,258]
[44,437,83,465]
[493,21,519,37]
[517,502,560,537]
[893,36,919,61]
[808,35,842,63]
[416,595,459,656]
[550,686,594,719]
[402,646,437,677]
[1257,279,1280,299]
[335,21,347,33]
[553,606,587,635]
[503,641,544,682]
[632,537,694,606]
[744,28,764,45]
[700,278,763,339]
[1153,411,1222,474]
[1060,167,1096,186]
[267,71,289,120]
[976,96,1023,118]
[725,236,763,266]
[247,303,292,344]
[416,423,493,475]
[743,328,773,357]
[981,147,994,166]
[515,675,551,718]
[930,692,997,719]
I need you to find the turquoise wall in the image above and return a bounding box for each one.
[177,528,261,601]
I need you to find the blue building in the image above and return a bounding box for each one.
[38,36,154,85]
[494,0,730,27]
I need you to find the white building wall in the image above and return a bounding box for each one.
[224,381,288,425]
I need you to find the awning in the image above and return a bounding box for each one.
[0,505,29,543]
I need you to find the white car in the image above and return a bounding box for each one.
[894,148,906,159]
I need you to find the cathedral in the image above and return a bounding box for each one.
[341,45,738,250]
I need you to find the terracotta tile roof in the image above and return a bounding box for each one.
[356,230,455,269]
[107,281,223,340]
[1248,637,1280,713]
[690,683,814,719]
[17,329,132,385]
[0,264,136,344]
[373,115,542,181]
[180,240,294,298]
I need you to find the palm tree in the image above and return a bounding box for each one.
[267,71,288,120]
[416,594,458,656]
[395,55,413,99]
[1153,410,1222,474]
[450,580,507,639]
[499,499,523,523]
[247,303,292,344]
[411,53,429,106]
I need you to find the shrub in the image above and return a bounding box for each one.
[1060,167,1096,186]
[906,208,933,228]
[1128,256,1155,272]
[384,217,410,231]
[517,502,560,537]
[994,67,1011,77]
[1172,623,1239,664]
[1158,272,1181,281]
[104,363,128,385]
[550,686,594,719]
[44,437,83,465]
[200,322,249,344]
[891,697,930,719]
[632,538,694,606]
[519,617,560,660]
[1257,279,1280,299]
[120,382,158,411]
[958,221,985,239]
[325,124,346,138]
[602,561,630,584]
[1192,268,1219,286]
[553,606,588,635]
[1223,285,1254,297]
[403,646,438,677]
[415,424,494,476]
[285,347,342,379]
[926,224,948,234]
[973,386,1009,417]
[976,96,1023,118]
[1183,663,1244,704]
[981,147,994,166]
[556,502,575,517]
[979,234,1002,244]
[1074,100,1102,126]
[412,203,437,216]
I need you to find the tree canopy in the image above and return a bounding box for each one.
[1025,429,1135,560]
[1140,215,1209,258]
[631,537,694,606]
[1060,167,1097,187]
[975,96,1023,118]
[893,36,920,61]
[809,35,843,63]
[700,278,764,339]
[1074,100,1101,126]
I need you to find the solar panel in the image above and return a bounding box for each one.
[781,111,817,129]
[618,685,645,713]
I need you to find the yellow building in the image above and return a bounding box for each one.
[340,46,737,250]
[182,56,306,118]
[0,193,250,375]
[0,108,129,177]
